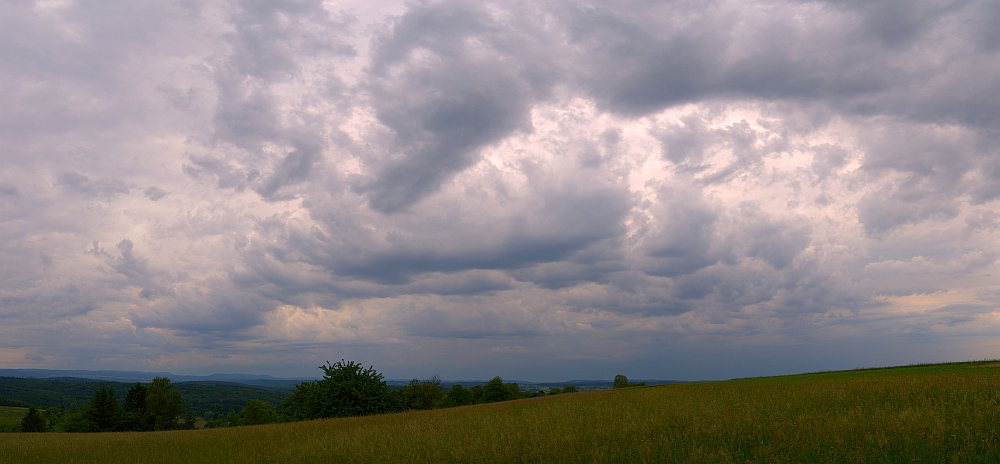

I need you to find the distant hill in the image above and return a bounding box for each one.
[0,376,290,416]
[0,369,315,385]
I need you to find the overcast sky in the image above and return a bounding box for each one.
[2,0,999,381]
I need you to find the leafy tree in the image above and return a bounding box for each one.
[241,399,279,425]
[145,377,184,431]
[613,375,630,388]
[441,384,474,407]
[181,411,197,429]
[86,384,122,432]
[282,360,398,421]
[44,407,62,430]
[400,376,444,410]
[280,382,313,422]
[482,377,512,403]
[57,410,98,432]
[562,385,578,393]
[20,406,47,433]
[469,385,484,403]
[506,382,521,399]
[548,387,562,395]
[224,409,242,427]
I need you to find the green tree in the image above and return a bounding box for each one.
[225,409,242,427]
[86,384,122,432]
[562,385,578,393]
[441,384,474,407]
[146,377,184,431]
[506,382,521,399]
[20,406,47,433]
[613,375,630,388]
[121,382,150,431]
[56,410,98,433]
[241,399,279,425]
[282,360,398,421]
[280,382,313,422]
[548,387,562,395]
[400,376,444,410]
[482,376,512,403]
[469,384,484,403]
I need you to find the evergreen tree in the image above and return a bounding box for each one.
[86,384,122,432]
[20,406,47,433]
[122,382,150,431]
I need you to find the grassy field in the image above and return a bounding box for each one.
[0,407,27,431]
[3,361,1000,463]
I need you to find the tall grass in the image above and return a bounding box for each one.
[2,361,1000,463]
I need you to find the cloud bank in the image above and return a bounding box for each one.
[1,0,999,380]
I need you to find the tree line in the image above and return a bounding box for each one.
[229,360,579,426]
[19,377,191,433]
[13,360,602,432]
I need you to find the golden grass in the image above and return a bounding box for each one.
[2,361,1000,463]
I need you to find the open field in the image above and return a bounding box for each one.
[2,361,1000,463]
[0,407,27,431]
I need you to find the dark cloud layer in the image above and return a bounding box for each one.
[0,0,998,380]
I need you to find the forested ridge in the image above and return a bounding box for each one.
[0,361,602,432]
[0,377,288,416]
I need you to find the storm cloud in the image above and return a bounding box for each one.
[0,0,998,380]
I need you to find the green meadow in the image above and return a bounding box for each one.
[0,407,28,431]
[3,361,1000,463]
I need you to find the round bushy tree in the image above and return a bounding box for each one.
[441,384,474,407]
[241,400,279,425]
[482,376,512,403]
[284,360,398,420]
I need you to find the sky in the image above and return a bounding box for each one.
[2,0,1000,382]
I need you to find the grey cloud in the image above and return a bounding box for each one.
[964,210,1000,235]
[183,155,260,191]
[653,110,792,190]
[403,305,541,339]
[639,186,722,278]
[133,288,274,335]
[204,0,351,201]
[56,172,131,200]
[848,0,955,48]
[858,181,959,236]
[561,0,1000,133]
[144,186,168,201]
[255,136,324,201]
[736,204,811,270]
[331,187,628,284]
[855,124,994,234]
[6,0,1000,380]
[358,2,553,213]
[809,144,851,183]
[0,183,19,196]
